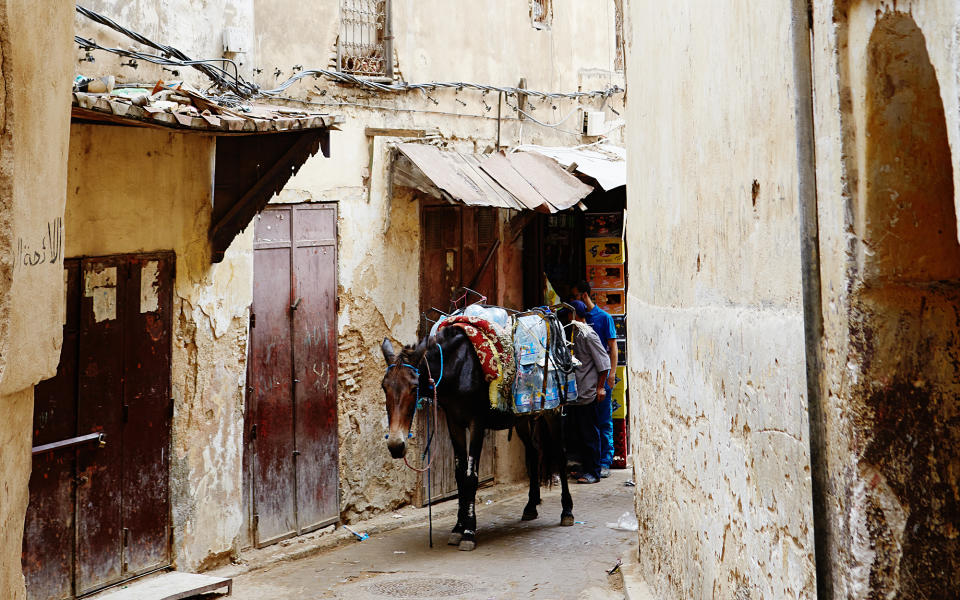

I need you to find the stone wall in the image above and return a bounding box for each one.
[0,2,75,599]
[623,2,815,598]
[812,2,960,597]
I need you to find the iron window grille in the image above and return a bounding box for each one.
[337,0,393,80]
[531,0,551,29]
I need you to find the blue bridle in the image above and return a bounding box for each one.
[385,345,444,440]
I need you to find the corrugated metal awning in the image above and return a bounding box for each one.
[514,144,626,191]
[393,143,593,213]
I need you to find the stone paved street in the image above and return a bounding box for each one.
[225,470,637,600]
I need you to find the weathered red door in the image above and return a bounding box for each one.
[23,253,174,600]
[247,204,339,547]
[417,205,497,505]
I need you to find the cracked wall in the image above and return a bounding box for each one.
[65,125,251,572]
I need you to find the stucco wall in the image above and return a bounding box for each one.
[624,2,815,598]
[812,2,960,597]
[0,2,74,599]
[65,125,251,571]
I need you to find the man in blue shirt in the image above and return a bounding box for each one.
[570,280,618,477]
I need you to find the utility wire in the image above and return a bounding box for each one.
[76,4,625,103]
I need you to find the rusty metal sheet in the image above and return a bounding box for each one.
[23,260,80,600]
[77,257,125,595]
[121,253,173,575]
[396,144,524,210]
[478,153,554,213]
[503,151,595,212]
[291,205,339,532]
[250,209,297,546]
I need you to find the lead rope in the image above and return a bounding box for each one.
[401,342,443,548]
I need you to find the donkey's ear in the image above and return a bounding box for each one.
[381,338,396,365]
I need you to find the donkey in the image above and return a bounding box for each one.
[381,325,574,551]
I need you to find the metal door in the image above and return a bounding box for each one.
[418,205,497,505]
[23,253,174,600]
[247,204,339,547]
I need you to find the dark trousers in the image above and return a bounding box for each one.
[569,402,602,479]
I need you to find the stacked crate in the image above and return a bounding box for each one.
[584,213,628,469]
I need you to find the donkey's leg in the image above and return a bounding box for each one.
[458,421,485,551]
[515,419,540,521]
[548,413,575,526]
[448,418,468,546]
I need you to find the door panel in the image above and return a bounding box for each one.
[22,262,80,600]
[248,204,339,546]
[292,205,339,532]
[250,213,296,545]
[76,257,125,595]
[121,254,173,574]
[25,254,174,600]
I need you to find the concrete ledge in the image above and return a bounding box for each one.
[210,482,528,580]
[620,555,655,600]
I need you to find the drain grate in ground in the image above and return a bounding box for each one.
[369,577,474,598]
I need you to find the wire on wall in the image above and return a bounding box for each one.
[76,4,625,104]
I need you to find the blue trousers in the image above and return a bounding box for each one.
[597,382,614,468]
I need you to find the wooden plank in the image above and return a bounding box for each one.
[366,127,439,138]
[479,153,554,213]
[87,571,232,600]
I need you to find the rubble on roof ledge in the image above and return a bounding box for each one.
[71,79,342,134]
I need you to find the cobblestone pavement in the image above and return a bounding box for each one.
[225,469,637,599]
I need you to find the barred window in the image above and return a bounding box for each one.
[338,0,392,79]
[531,0,551,29]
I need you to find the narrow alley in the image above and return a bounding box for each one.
[221,471,635,600]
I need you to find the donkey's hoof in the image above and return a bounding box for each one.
[521,508,538,521]
[458,539,476,551]
[448,532,462,546]
[560,514,575,527]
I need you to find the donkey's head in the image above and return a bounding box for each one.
[380,338,423,459]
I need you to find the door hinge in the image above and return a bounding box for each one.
[292,450,301,457]
[249,313,256,329]
[169,399,175,419]
[123,527,130,547]
[122,404,129,423]
[335,296,340,312]
[250,423,257,440]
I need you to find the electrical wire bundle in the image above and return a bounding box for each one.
[75,5,625,105]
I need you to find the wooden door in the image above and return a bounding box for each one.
[247,204,339,548]
[23,253,173,600]
[417,205,497,505]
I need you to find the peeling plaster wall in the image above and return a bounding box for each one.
[624,2,815,598]
[0,2,74,599]
[65,125,251,571]
[812,2,960,597]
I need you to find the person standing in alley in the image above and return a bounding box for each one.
[559,302,610,484]
[570,281,618,478]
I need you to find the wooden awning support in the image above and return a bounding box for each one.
[210,129,330,262]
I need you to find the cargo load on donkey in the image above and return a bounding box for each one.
[381,301,579,551]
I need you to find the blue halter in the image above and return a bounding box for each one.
[385,345,444,440]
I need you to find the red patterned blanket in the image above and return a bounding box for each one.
[437,316,511,382]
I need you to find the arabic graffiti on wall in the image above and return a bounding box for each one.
[15,218,63,269]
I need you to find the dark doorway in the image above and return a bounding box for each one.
[245,203,339,548]
[23,252,174,599]
[416,203,497,504]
